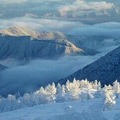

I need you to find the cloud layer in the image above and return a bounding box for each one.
[0,17,84,32]
[0,56,94,96]
[1,16,120,36]
[67,22,120,37]
[59,1,115,17]
[0,0,119,23]
[0,49,113,96]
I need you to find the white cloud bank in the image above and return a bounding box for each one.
[67,22,120,37]
[1,17,120,37]
[0,49,111,96]
[0,17,84,32]
[0,0,119,23]
[59,1,115,17]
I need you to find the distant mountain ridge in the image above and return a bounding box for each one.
[0,27,66,40]
[0,34,83,60]
[59,46,120,85]
[0,27,102,56]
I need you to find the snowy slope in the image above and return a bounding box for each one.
[0,99,119,120]
[0,27,66,40]
[0,27,38,38]
[0,79,120,120]
[0,100,99,120]
[60,46,120,85]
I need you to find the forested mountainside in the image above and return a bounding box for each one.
[60,46,120,85]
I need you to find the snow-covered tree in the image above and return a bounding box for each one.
[44,83,57,102]
[0,79,119,113]
[65,80,70,92]
[104,89,116,110]
[56,83,66,102]
[22,93,33,107]
[113,80,120,98]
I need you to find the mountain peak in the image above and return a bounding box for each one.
[0,26,37,37]
[0,27,66,40]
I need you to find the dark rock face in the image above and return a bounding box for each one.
[60,46,120,85]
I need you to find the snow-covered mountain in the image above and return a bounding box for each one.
[60,46,120,85]
[0,27,66,40]
[0,34,83,60]
[0,27,37,38]
[67,35,120,54]
[1,27,117,57]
